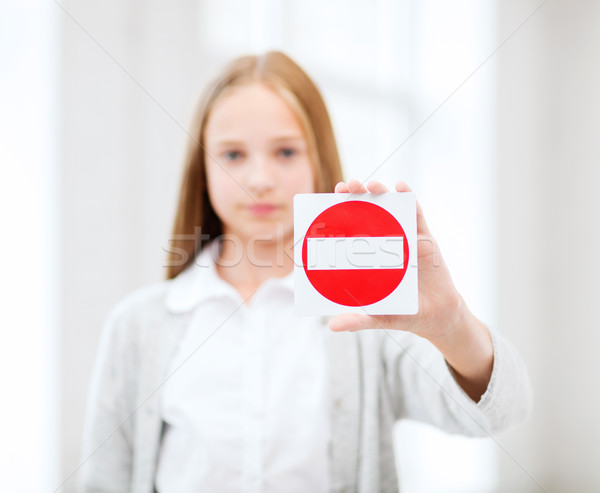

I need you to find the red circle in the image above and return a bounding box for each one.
[301,200,409,306]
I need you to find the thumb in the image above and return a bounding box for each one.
[329,313,374,332]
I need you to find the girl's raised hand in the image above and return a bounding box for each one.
[331,179,495,401]
[330,179,464,345]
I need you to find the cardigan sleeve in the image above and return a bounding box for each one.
[77,303,137,493]
[381,327,532,436]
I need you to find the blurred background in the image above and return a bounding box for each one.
[1,0,599,491]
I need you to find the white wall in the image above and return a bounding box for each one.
[495,0,600,491]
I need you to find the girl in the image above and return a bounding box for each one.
[79,51,531,493]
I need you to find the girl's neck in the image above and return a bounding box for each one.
[214,234,295,300]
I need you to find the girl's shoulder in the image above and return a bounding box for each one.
[101,277,187,346]
[109,279,173,321]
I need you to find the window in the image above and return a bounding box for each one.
[0,0,60,491]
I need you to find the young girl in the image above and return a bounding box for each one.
[78,51,531,493]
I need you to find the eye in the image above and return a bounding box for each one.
[278,147,297,158]
[223,150,243,161]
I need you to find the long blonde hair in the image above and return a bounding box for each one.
[165,51,344,279]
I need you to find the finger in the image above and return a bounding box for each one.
[347,179,368,194]
[334,181,349,193]
[394,180,413,193]
[395,181,430,235]
[366,180,389,194]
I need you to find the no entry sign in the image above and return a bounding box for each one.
[294,193,418,315]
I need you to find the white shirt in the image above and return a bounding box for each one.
[155,245,331,493]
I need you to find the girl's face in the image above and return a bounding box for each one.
[203,82,315,246]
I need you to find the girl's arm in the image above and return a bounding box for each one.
[379,323,532,436]
[330,179,532,431]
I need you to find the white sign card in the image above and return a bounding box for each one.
[294,192,418,315]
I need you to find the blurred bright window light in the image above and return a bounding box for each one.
[0,0,60,492]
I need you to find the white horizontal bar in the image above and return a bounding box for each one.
[306,236,404,270]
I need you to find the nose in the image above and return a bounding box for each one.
[246,155,275,195]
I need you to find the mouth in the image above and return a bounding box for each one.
[246,203,280,216]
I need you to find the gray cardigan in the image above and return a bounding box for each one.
[78,280,532,493]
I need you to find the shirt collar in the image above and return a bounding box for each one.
[165,242,294,314]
